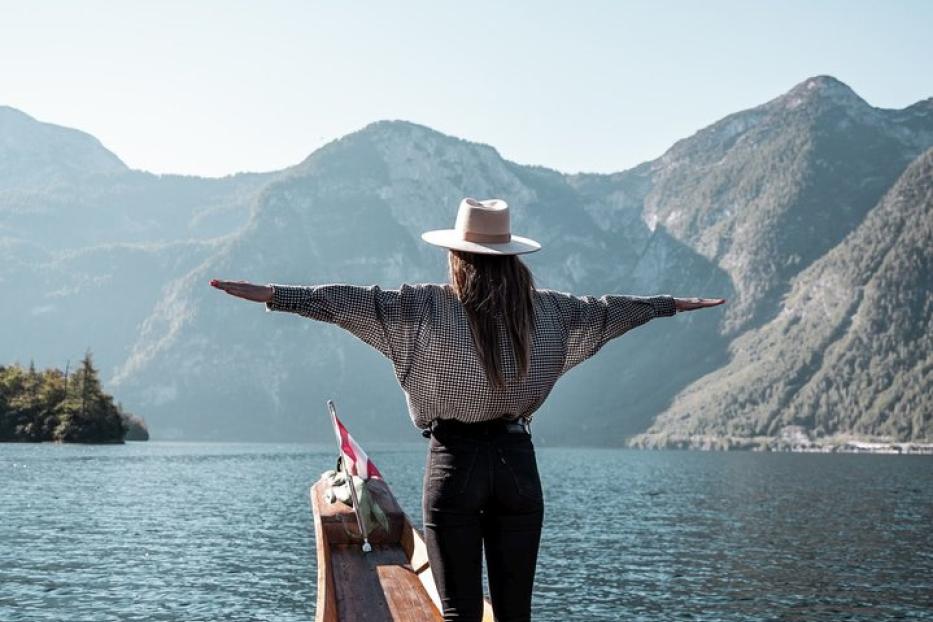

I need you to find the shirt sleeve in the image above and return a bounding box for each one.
[543,290,677,374]
[264,283,431,378]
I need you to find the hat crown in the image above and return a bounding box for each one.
[454,198,511,244]
[419,196,540,255]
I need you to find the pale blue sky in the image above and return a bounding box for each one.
[2,1,930,177]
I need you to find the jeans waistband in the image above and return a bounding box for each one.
[421,416,531,438]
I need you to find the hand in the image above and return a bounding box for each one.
[210,279,274,303]
[673,297,726,313]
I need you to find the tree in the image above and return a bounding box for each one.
[76,349,102,420]
[0,351,136,443]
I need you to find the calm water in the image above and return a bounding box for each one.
[1,442,931,621]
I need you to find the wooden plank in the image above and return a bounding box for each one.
[377,564,443,622]
[329,545,441,621]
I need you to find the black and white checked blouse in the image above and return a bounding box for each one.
[265,283,676,428]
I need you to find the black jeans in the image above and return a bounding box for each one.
[422,419,545,622]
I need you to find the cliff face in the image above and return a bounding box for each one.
[3,75,930,444]
[633,148,933,446]
[638,76,933,334]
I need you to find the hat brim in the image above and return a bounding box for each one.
[421,230,541,255]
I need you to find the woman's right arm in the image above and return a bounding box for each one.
[543,291,677,374]
[210,279,431,371]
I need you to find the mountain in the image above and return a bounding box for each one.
[0,107,276,249]
[108,121,729,442]
[636,76,932,333]
[1,237,222,382]
[3,74,930,445]
[0,105,127,183]
[0,106,280,384]
[633,148,932,446]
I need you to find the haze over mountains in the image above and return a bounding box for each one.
[2,76,930,445]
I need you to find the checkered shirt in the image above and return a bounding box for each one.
[265,283,676,428]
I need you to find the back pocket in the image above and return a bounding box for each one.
[428,443,478,496]
[500,445,543,505]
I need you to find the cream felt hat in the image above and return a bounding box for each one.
[421,198,541,255]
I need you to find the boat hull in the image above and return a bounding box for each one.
[310,475,493,621]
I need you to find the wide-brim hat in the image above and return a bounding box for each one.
[421,198,541,255]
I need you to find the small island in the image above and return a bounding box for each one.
[0,350,148,443]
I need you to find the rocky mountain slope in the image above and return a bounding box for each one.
[637,76,931,333]
[633,148,932,447]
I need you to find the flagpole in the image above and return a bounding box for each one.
[327,400,372,554]
[345,461,372,554]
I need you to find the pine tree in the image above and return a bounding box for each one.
[26,360,38,401]
[78,348,102,419]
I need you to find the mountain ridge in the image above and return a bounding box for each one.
[3,75,929,444]
[0,106,127,182]
[633,147,932,446]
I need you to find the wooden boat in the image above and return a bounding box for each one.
[310,473,494,621]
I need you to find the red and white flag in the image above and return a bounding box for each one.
[329,401,382,480]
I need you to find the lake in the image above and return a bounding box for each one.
[1,442,930,621]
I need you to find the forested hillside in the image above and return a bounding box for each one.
[633,148,932,447]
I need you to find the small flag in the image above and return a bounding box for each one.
[328,401,383,480]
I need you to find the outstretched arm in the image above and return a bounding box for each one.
[211,278,397,354]
[209,278,430,379]
[543,290,726,374]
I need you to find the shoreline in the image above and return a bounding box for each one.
[628,434,933,455]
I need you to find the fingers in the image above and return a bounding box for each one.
[210,279,273,303]
[210,279,249,289]
[674,297,727,312]
[211,280,236,293]
[689,299,725,309]
[210,279,253,298]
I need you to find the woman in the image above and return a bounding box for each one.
[211,197,724,621]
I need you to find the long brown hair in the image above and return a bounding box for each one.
[448,249,536,388]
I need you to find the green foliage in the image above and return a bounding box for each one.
[0,350,143,443]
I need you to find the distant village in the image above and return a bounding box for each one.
[631,425,933,454]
